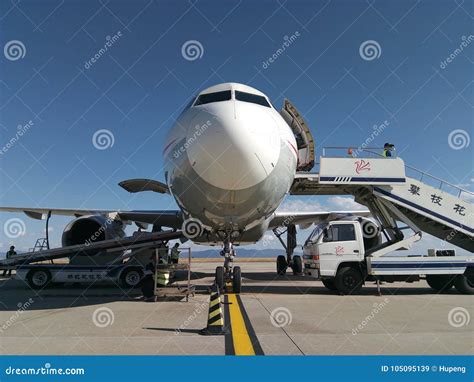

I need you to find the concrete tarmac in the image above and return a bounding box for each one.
[0,261,472,355]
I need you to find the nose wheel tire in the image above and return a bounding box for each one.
[276,255,287,275]
[215,266,224,291]
[232,266,241,293]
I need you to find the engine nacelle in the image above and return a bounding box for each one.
[62,215,125,248]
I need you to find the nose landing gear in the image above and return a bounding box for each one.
[215,241,242,293]
[274,224,302,276]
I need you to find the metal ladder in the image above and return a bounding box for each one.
[29,238,49,252]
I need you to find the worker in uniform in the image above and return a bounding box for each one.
[170,243,180,264]
[3,246,16,276]
[140,262,156,302]
[383,143,394,157]
[157,242,169,264]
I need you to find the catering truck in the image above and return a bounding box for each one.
[302,218,474,295]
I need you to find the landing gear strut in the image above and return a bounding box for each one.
[274,224,302,275]
[215,240,242,293]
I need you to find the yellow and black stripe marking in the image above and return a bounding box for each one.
[224,294,264,355]
[208,290,224,327]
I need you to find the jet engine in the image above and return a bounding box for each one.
[62,215,126,263]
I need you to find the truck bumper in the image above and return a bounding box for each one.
[304,268,319,279]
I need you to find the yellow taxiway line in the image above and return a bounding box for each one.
[227,294,256,355]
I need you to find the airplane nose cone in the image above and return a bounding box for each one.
[186,108,280,190]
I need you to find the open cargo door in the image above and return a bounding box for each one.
[280,99,315,171]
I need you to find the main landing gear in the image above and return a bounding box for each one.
[274,223,302,276]
[215,241,242,294]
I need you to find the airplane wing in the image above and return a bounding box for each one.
[0,207,183,228]
[269,210,371,230]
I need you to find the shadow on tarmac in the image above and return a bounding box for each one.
[142,327,203,334]
[0,271,462,312]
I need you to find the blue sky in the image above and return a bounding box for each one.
[0,0,473,254]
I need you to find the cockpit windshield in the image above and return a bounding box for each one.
[235,90,271,107]
[194,90,232,106]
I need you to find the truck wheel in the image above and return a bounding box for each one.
[426,275,455,293]
[232,266,242,294]
[453,275,474,294]
[335,266,363,295]
[322,278,337,291]
[277,255,287,276]
[215,266,224,290]
[291,255,303,275]
[27,268,51,290]
[120,268,143,289]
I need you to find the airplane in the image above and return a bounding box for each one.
[0,82,370,292]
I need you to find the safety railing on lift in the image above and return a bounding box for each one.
[321,146,474,202]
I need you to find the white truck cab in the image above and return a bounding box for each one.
[304,221,364,277]
[303,219,474,295]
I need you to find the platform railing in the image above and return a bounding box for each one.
[322,146,392,158]
[404,164,473,201]
[321,146,473,201]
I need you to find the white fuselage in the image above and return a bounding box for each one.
[162,83,297,244]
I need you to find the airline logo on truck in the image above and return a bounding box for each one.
[355,160,371,174]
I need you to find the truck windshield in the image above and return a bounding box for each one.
[326,224,356,242]
[306,223,327,244]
